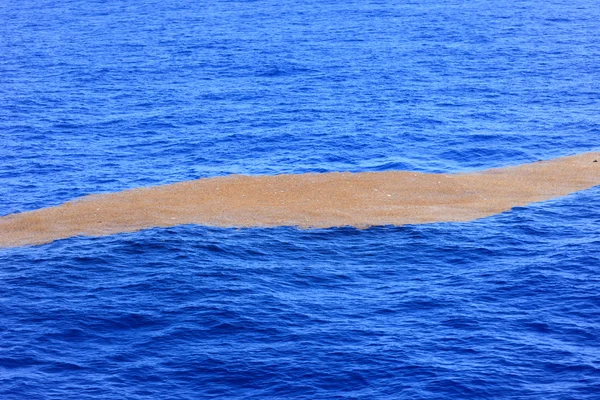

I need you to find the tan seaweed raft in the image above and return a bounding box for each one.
[2,152,600,247]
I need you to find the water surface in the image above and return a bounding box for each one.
[1,0,600,398]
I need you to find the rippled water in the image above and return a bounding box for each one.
[2,0,600,398]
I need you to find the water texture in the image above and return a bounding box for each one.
[1,0,600,398]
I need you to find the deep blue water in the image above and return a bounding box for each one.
[2,0,600,398]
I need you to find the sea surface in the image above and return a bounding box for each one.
[1,0,600,398]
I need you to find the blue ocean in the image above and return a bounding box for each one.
[2,0,600,398]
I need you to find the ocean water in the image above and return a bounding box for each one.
[1,0,600,398]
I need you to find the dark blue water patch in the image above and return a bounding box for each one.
[2,188,600,398]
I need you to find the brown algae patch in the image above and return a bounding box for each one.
[1,152,600,247]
